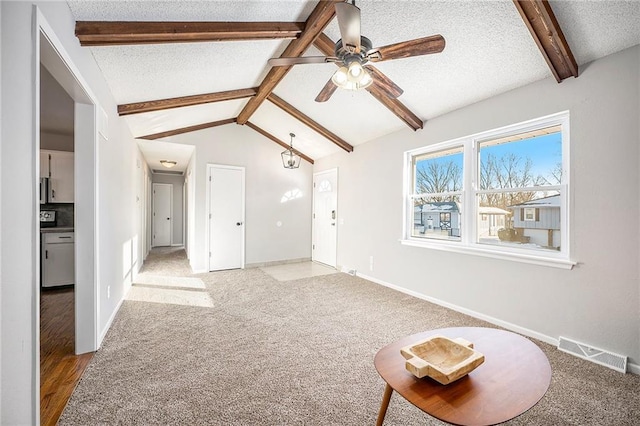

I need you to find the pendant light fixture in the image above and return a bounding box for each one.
[281,133,301,169]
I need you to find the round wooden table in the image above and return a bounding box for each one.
[374,327,551,426]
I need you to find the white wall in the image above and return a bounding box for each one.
[133,148,151,278]
[41,131,73,151]
[315,45,640,369]
[166,124,313,272]
[152,173,185,245]
[0,2,3,420]
[1,4,38,421]
[185,154,196,261]
[40,64,73,151]
[1,2,144,423]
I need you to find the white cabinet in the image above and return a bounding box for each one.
[50,152,74,202]
[40,151,50,178]
[41,150,74,203]
[42,232,75,287]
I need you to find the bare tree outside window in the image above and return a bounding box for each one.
[405,113,569,262]
[415,160,462,201]
[479,152,546,209]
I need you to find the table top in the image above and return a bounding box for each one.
[374,327,551,426]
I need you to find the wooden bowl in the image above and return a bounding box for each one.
[400,334,485,385]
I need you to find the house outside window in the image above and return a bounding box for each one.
[403,111,572,268]
[410,146,463,241]
[440,212,451,229]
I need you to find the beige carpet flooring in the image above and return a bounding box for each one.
[59,249,640,425]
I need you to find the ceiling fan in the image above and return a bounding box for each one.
[268,1,445,103]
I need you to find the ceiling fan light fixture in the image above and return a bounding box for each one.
[332,61,372,91]
[160,160,177,168]
[331,66,349,85]
[347,61,364,80]
[359,71,373,88]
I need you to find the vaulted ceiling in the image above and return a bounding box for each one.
[67,0,640,170]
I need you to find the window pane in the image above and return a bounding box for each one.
[477,190,561,251]
[479,127,562,190]
[412,196,462,241]
[413,147,463,194]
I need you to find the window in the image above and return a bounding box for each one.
[318,179,332,192]
[403,112,573,268]
[410,145,463,240]
[523,208,536,221]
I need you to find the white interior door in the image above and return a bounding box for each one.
[312,168,338,268]
[152,183,172,247]
[208,165,245,271]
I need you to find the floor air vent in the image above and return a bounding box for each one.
[558,336,627,373]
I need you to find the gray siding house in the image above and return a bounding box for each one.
[414,201,461,237]
[509,195,561,249]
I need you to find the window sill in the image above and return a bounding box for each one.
[400,238,576,270]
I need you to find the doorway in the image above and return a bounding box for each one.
[207,164,245,271]
[312,168,338,268]
[37,12,99,425]
[152,183,173,247]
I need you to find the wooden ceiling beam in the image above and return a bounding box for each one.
[245,122,314,164]
[313,33,423,131]
[75,21,305,46]
[512,0,578,82]
[311,31,337,62]
[118,88,258,116]
[137,118,236,140]
[236,1,339,125]
[366,90,423,131]
[267,93,353,153]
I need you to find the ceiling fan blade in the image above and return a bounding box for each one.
[315,77,338,103]
[367,35,445,63]
[268,56,337,66]
[364,66,403,98]
[335,2,361,53]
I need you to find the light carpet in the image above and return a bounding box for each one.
[60,249,640,425]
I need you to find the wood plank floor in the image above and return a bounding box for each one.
[40,287,94,426]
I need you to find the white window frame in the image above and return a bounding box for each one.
[402,111,575,269]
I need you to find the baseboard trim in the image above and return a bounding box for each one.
[191,258,313,273]
[245,257,312,269]
[355,271,559,347]
[189,257,205,274]
[354,271,640,375]
[98,295,124,348]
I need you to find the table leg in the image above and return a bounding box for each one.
[375,383,394,426]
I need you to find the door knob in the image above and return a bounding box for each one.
[166,217,170,220]
[236,222,243,226]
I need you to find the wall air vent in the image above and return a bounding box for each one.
[558,336,627,373]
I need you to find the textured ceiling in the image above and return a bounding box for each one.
[137,139,195,173]
[66,0,640,164]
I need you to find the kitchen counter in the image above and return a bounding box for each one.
[41,227,74,233]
